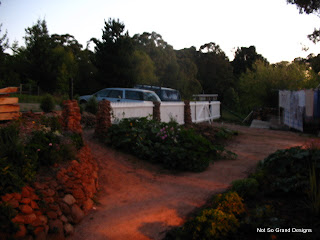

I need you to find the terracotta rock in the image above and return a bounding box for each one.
[12,192,22,201]
[33,182,46,190]
[31,200,39,209]
[12,214,25,224]
[24,213,37,224]
[72,188,85,199]
[62,194,76,206]
[60,215,68,223]
[20,204,33,214]
[14,224,27,238]
[44,197,55,204]
[1,193,13,202]
[21,186,31,198]
[47,211,58,219]
[82,198,94,212]
[21,198,31,204]
[59,202,71,215]
[34,227,46,240]
[64,223,74,236]
[71,204,84,224]
[7,198,19,209]
[48,219,64,239]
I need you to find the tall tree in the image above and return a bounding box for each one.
[196,42,234,99]
[0,24,9,86]
[231,45,268,77]
[92,18,136,88]
[133,32,179,88]
[24,19,55,92]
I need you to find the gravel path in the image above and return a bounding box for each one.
[69,123,310,240]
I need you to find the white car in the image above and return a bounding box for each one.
[79,88,161,104]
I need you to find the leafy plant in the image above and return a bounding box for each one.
[85,96,98,114]
[106,117,222,172]
[308,164,320,216]
[231,178,259,199]
[165,192,244,240]
[40,94,56,112]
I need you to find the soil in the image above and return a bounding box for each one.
[69,123,311,240]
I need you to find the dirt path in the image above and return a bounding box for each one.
[69,123,310,240]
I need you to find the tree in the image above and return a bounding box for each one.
[238,60,319,112]
[287,0,320,43]
[24,19,55,92]
[0,24,9,86]
[133,32,179,88]
[92,18,136,88]
[232,46,268,77]
[176,47,202,98]
[196,43,234,99]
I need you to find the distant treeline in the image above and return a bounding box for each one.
[1,18,320,113]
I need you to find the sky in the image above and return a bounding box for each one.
[0,0,320,63]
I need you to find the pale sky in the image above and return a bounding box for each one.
[1,0,320,63]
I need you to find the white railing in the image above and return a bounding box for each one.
[110,101,220,124]
[190,101,221,123]
[110,102,154,123]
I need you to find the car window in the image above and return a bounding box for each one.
[126,90,143,100]
[143,92,159,101]
[108,90,122,98]
[96,89,110,97]
[162,90,180,100]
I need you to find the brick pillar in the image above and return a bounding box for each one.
[184,100,192,126]
[62,100,82,134]
[153,101,161,122]
[95,100,112,139]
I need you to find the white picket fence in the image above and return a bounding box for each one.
[110,101,220,124]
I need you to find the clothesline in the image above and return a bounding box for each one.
[278,89,320,132]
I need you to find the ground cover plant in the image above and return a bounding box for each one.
[165,140,320,240]
[0,114,83,196]
[105,117,234,172]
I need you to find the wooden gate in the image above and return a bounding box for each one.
[0,87,20,121]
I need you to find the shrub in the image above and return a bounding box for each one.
[166,192,245,240]
[85,96,98,114]
[231,178,259,199]
[107,117,220,172]
[211,192,245,216]
[258,147,320,194]
[0,125,37,195]
[184,209,239,240]
[40,94,56,112]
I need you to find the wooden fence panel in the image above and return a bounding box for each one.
[0,87,20,121]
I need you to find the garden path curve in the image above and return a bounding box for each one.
[68,123,310,240]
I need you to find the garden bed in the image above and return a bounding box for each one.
[0,110,99,239]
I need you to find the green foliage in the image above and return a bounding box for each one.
[238,60,319,113]
[231,178,259,199]
[85,96,98,115]
[0,202,19,234]
[0,124,37,195]
[223,87,240,112]
[165,192,244,240]
[107,117,221,172]
[40,94,55,112]
[308,164,320,216]
[258,146,320,194]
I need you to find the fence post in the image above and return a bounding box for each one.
[95,100,112,139]
[184,100,192,126]
[153,101,161,122]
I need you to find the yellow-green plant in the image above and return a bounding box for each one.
[212,191,245,216]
